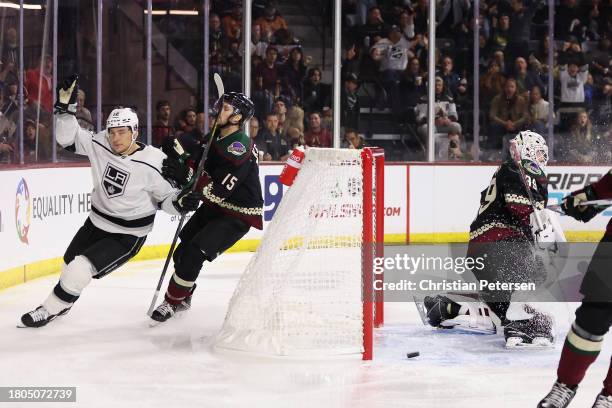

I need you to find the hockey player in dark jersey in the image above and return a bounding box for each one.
[424,131,556,347]
[20,75,201,328]
[538,169,612,408]
[150,92,263,322]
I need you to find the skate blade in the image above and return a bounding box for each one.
[505,336,554,349]
[438,324,496,335]
[148,308,189,328]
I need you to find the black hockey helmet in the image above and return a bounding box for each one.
[214,92,255,126]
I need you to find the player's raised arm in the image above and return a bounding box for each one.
[53,74,95,156]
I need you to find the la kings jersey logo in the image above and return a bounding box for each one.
[102,163,130,198]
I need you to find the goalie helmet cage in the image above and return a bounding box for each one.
[214,147,384,360]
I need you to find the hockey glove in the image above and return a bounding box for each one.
[561,184,600,222]
[172,188,202,214]
[162,157,193,188]
[54,74,79,115]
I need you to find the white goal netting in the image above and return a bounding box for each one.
[214,148,377,358]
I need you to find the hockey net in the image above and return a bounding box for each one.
[214,148,384,360]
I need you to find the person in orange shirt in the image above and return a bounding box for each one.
[222,5,242,40]
[255,4,288,38]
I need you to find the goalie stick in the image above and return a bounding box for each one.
[147,73,225,317]
[547,199,612,214]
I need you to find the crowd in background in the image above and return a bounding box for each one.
[1,0,610,165]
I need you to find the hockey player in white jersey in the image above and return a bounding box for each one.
[20,75,201,328]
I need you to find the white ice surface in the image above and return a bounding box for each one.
[1,252,611,408]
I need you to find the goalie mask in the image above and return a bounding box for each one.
[213,92,255,127]
[511,130,549,172]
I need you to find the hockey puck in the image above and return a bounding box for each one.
[406,351,420,359]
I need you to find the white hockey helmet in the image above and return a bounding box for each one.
[511,130,549,171]
[106,107,139,136]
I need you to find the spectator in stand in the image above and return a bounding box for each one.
[559,110,611,163]
[272,28,301,63]
[0,135,13,163]
[514,56,545,97]
[152,100,174,147]
[286,126,305,150]
[558,36,586,66]
[558,62,589,129]
[304,111,332,147]
[341,73,360,130]
[413,0,429,35]
[354,0,378,26]
[490,12,511,53]
[302,68,331,114]
[284,104,304,133]
[371,25,412,114]
[251,24,270,58]
[25,54,53,113]
[415,77,462,146]
[398,9,416,40]
[176,108,197,137]
[358,6,389,47]
[251,75,274,122]
[342,43,361,79]
[255,112,289,161]
[255,46,280,93]
[209,13,228,68]
[506,0,544,63]
[1,27,18,76]
[281,47,308,105]
[341,128,365,149]
[480,61,507,109]
[249,116,260,141]
[178,112,205,154]
[272,97,288,131]
[527,85,552,135]
[222,5,242,41]
[438,55,462,99]
[255,3,288,40]
[321,107,333,131]
[75,89,93,131]
[23,118,51,163]
[492,49,508,75]
[400,57,427,109]
[527,36,554,84]
[488,77,530,152]
[586,37,611,85]
[556,0,585,42]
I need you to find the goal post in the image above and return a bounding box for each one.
[214,147,385,360]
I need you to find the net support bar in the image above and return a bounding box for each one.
[361,148,374,360]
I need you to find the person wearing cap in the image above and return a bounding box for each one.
[371,25,413,114]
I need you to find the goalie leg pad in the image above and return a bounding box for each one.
[43,256,95,315]
[439,300,497,335]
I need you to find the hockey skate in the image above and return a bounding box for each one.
[504,309,554,348]
[18,305,71,328]
[537,381,576,408]
[591,392,612,408]
[422,295,496,335]
[150,284,196,325]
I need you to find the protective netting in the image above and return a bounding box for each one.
[214,148,372,357]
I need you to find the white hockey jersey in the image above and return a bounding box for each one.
[55,114,180,237]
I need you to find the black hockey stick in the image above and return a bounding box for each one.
[147,73,225,317]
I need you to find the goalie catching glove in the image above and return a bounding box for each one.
[54,74,79,115]
[561,184,602,223]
